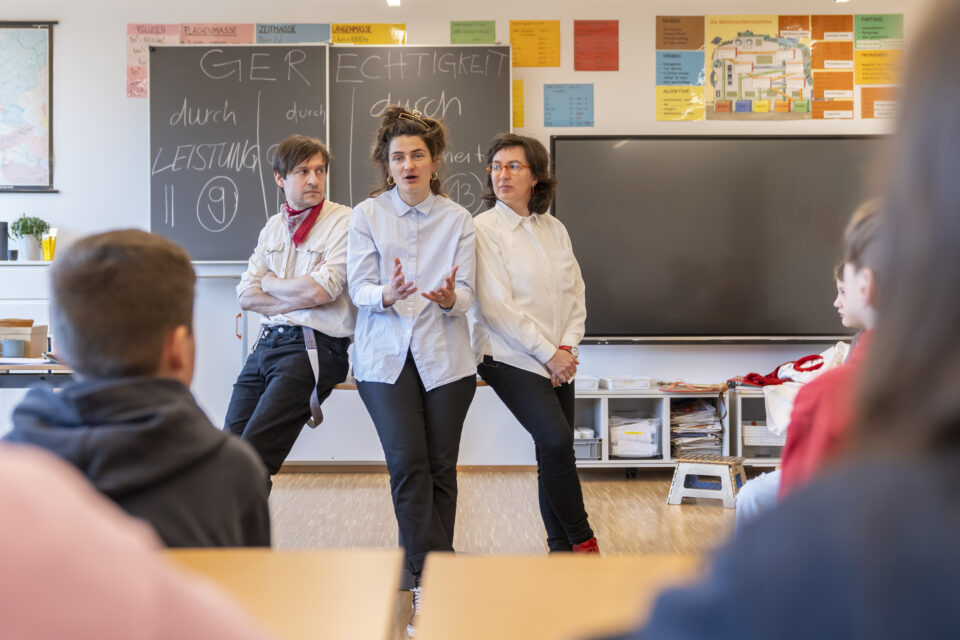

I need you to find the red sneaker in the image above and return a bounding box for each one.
[572,537,600,553]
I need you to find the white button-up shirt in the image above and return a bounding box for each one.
[237,199,356,338]
[471,201,586,379]
[348,188,476,390]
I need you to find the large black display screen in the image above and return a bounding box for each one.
[551,135,885,340]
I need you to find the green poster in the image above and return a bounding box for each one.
[451,20,496,44]
[855,14,903,42]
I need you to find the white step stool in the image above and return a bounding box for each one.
[667,454,747,509]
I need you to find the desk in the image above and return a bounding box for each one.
[167,548,402,640]
[0,360,72,389]
[417,553,701,640]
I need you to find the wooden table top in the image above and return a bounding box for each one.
[166,548,403,640]
[416,553,701,640]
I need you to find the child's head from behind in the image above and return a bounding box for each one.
[51,230,196,383]
[839,200,883,331]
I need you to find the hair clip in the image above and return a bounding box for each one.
[398,109,430,128]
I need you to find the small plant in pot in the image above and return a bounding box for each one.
[9,214,50,261]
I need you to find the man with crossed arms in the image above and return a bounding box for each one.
[225,135,354,486]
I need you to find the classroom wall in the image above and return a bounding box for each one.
[0,0,939,463]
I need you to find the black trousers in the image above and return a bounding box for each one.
[478,357,594,551]
[225,325,349,476]
[357,353,476,576]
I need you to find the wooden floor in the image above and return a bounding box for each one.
[269,468,736,639]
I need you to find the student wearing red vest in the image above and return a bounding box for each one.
[777,201,880,498]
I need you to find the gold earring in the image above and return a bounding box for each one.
[431,171,439,181]
[387,176,395,185]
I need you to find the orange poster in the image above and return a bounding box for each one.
[812,71,854,99]
[574,20,619,71]
[812,99,853,119]
[812,15,854,40]
[812,41,853,69]
[779,15,810,38]
[861,86,898,119]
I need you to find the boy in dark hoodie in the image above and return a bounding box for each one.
[5,229,271,547]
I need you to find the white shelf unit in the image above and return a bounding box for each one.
[573,389,729,469]
[730,387,783,467]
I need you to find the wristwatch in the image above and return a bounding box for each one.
[559,345,579,358]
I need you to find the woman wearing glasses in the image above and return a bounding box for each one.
[471,133,598,553]
[348,106,476,635]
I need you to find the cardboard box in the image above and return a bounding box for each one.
[0,325,48,358]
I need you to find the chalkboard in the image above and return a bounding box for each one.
[150,45,329,261]
[328,45,511,212]
[551,135,885,340]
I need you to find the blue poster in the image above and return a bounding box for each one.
[656,51,705,86]
[544,84,594,127]
[256,23,331,43]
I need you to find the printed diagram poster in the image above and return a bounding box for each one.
[705,15,812,120]
[655,17,705,121]
[855,14,903,118]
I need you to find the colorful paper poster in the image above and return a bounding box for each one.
[811,15,854,40]
[812,40,854,69]
[512,79,524,128]
[656,51,704,86]
[813,71,854,99]
[179,23,255,44]
[704,15,810,120]
[855,49,901,85]
[855,14,903,49]
[255,23,330,43]
[331,23,406,44]
[656,16,704,50]
[509,20,561,67]
[778,15,811,38]
[861,86,898,119]
[656,86,705,121]
[574,20,619,71]
[544,84,593,127]
[450,20,495,44]
[126,23,179,98]
[812,99,853,119]
[658,14,901,123]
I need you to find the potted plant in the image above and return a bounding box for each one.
[9,214,49,262]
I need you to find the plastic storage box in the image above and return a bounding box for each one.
[573,437,602,460]
[600,376,652,390]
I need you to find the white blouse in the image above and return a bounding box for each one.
[348,188,476,390]
[471,201,586,379]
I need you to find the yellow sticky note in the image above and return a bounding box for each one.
[854,49,901,86]
[512,79,524,128]
[510,20,561,67]
[331,23,406,45]
[656,86,705,121]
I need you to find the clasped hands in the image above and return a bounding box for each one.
[546,349,579,388]
[382,257,458,310]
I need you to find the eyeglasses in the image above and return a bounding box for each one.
[486,161,531,176]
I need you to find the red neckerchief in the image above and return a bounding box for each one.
[282,200,324,247]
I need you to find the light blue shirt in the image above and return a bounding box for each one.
[348,188,476,390]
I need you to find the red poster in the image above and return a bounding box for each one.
[574,20,619,71]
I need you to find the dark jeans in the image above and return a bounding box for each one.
[225,325,349,476]
[357,353,476,576]
[478,357,594,551]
